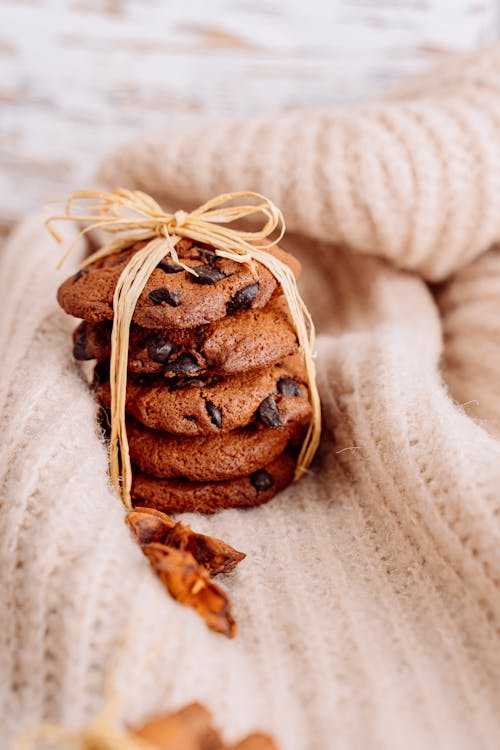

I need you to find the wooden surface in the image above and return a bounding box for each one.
[0,0,498,236]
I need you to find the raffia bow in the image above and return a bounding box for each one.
[47,189,321,509]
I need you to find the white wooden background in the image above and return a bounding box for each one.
[0,0,498,238]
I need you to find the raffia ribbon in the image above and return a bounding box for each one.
[13,706,157,750]
[47,189,321,509]
[13,723,155,750]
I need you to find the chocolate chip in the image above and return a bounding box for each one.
[148,288,181,307]
[277,377,302,397]
[226,283,259,314]
[164,353,201,376]
[72,325,90,360]
[250,469,274,492]
[72,269,89,284]
[196,246,218,265]
[170,376,205,391]
[158,259,184,273]
[257,396,283,428]
[205,400,222,428]
[190,265,226,285]
[113,256,128,267]
[146,335,177,364]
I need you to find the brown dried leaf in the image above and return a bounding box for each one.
[132,702,281,750]
[143,542,237,638]
[127,507,246,576]
[126,507,175,545]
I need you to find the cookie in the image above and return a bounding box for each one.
[73,296,298,376]
[93,354,310,436]
[126,415,309,482]
[58,238,301,329]
[131,452,296,514]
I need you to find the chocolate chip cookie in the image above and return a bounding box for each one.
[73,296,298,376]
[58,238,301,329]
[57,228,313,514]
[131,452,296,514]
[94,354,310,436]
[126,415,309,482]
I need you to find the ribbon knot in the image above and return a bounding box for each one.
[159,209,188,237]
[172,209,188,229]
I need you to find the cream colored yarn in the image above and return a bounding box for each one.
[2,48,500,750]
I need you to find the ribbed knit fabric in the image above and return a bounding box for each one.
[2,48,500,750]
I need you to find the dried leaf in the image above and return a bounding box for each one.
[126,507,174,544]
[127,507,246,576]
[132,703,281,750]
[143,543,237,638]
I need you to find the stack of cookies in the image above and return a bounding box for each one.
[57,239,311,514]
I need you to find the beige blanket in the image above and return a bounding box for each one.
[2,48,500,750]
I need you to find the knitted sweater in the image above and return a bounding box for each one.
[2,48,500,750]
